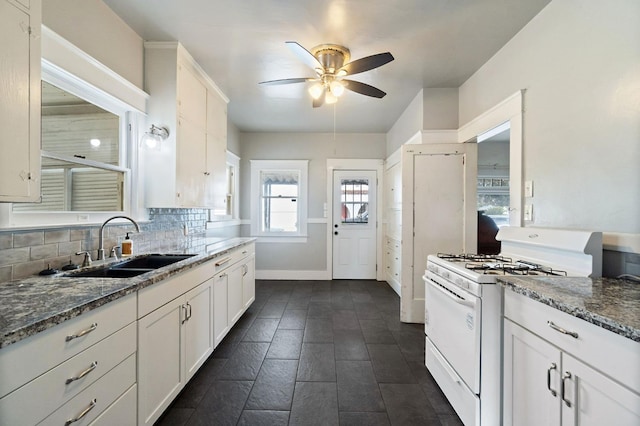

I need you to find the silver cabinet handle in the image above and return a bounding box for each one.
[186,302,192,321]
[561,371,572,407]
[546,363,557,396]
[215,257,232,267]
[181,304,188,324]
[65,361,98,385]
[547,321,578,339]
[66,323,98,342]
[64,398,97,425]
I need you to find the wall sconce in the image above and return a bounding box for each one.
[140,125,169,150]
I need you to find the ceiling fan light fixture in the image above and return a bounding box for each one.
[329,80,345,97]
[325,90,338,105]
[308,83,324,100]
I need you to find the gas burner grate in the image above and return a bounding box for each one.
[437,253,512,263]
[464,260,568,276]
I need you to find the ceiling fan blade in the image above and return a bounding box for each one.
[339,52,394,76]
[342,79,387,98]
[259,77,314,86]
[312,90,326,108]
[286,41,324,72]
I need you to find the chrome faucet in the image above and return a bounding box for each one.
[97,215,140,261]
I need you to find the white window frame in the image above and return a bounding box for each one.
[250,160,308,242]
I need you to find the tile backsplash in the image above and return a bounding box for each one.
[0,208,213,283]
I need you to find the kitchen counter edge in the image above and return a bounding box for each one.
[497,276,640,343]
[0,238,255,349]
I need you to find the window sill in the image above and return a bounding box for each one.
[254,235,308,243]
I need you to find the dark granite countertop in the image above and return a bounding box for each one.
[0,238,255,349]
[498,276,640,342]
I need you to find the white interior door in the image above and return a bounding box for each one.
[332,170,377,279]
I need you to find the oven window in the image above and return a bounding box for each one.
[340,179,369,224]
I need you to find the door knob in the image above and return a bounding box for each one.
[334,224,338,228]
[334,231,338,235]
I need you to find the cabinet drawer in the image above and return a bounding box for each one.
[88,384,136,426]
[212,243,254,274]
[38,353,136,426]
[0,323,136,426]
[138,261,212,318]
[0,293,136,398]
[504,290,640,392]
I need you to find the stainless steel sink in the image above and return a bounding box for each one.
[66,253,196,278]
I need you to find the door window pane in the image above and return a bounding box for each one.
[341,179,369,224]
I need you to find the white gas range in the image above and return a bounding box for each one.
[423,227,602,426]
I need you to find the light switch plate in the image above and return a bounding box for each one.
[524,204,533,221]
[524,180,534,197]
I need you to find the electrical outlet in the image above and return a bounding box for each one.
[524,180,534,197]
[524,204,533,221]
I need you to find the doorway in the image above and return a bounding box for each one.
[332,169,377,279]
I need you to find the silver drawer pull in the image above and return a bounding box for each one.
[66,323,98,342]
[547,321,578,338]
[65,361,98,384]
[561,371,572,407]
[215,257,232,267]
[546,363,557,396]
[64,398,97,425]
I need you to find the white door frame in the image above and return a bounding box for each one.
[326,159,384,281]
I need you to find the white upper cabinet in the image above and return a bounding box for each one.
[143,42,229,208]
[0,0,41,202]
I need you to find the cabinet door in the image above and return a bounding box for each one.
[184,279,214,381]
[0,0,40,202]
[205,91,227,212]
[176,118,206,206]
[227,261,244,325]
[503,319,562,426]
[561,353,640,426]
[213,272,229,346]
[242,255,256,309]
[137,298,185,426]
[177,63,206,129]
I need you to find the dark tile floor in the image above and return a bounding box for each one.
[156,280,463,426]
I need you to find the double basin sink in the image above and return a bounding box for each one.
[67,253,196,278]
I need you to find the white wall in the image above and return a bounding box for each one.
[423,88,458,130]
[227,121,241,157]
[239,132,386,275]
[459,0,640,234]
[43,0,144,89]
[386,90,423,154]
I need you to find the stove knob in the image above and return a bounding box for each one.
[442,271,450,279]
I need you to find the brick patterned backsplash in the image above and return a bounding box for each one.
[0,208,211,283]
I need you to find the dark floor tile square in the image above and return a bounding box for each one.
[367,344,417,383]
[172,358,227,408]
[421,371,459,416]
[279,309,307,329]
[304,317,334,342]
[332,310,360,330]
[286,297,310,310]
[268,291,292,303]
[216,342,269,380]
[212,325,248,359]
[339,412,391,426]
[354,302,382,320]
[334,329,369,361]
[290,382,339,426]
[245,359,298,410]
[238,410,290,426]
[439,414,465,426]
[258,301,287,318]
[267,328,303,359]
[242,318,280,342]
[359,319,397,344]
[336,361,385,412]
[297,343,336,381]
[186,381,253,426]
[379,383,439,425]
[308,301,333,318]
[156,408,194,426]
[350,290,374,304]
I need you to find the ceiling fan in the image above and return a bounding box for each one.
[259,42,394,108]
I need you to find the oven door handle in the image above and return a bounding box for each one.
[423,275,475,308]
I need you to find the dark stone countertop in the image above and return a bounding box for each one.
[498,276,640,342]
[0,238,255,349]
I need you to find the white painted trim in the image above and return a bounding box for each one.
[385,147,402,169]
[42,26,148,113]
[308,218,328,224]
[386,280,401,297]
[206,219,241,229]
[256,269,332,280]
[255,236,308,243]
[603,233,640,253]
[457,90,524,227]
[326,159,385,282]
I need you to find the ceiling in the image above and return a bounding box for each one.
[103,0,550,133]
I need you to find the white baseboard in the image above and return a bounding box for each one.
[256,269,332,280]
[386,279,401,297]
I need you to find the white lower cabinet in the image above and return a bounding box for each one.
[213,271,230,346]
[503,291,640,426]
[242,255,256,309]
[137,278,213,426]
